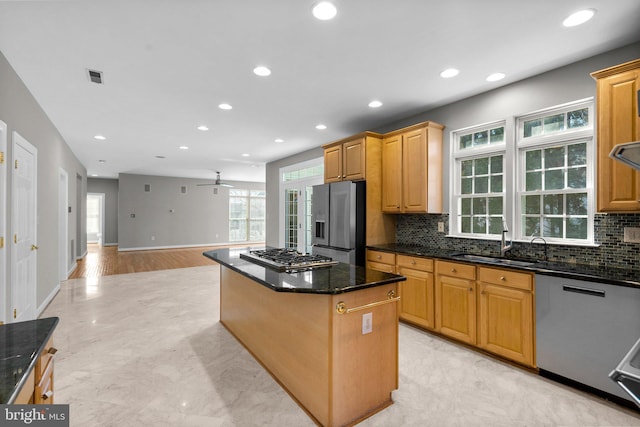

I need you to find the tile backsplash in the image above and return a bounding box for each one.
[396,213,640,269]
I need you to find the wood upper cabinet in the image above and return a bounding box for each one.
[323,135,367,183]
[591,59,640,212]
[477,267,534,367]
[382,121,444,213]
[396,255,435,330]
[435,260,476,345]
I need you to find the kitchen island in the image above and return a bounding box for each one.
[203,248,405,427]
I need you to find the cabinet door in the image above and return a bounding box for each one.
[435,274,476,344]
[342,138,365,181]
[324,145,343,183]
[398,266,435,329]
[381,134,402,212]
[402,128,428,212]
[596,66,640,211]
[478,282,533,366]
[366,250,395,273]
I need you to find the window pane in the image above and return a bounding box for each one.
[474,130,488,145]
[524,195,540,214]
[491,156,503,174]
[473,216,486,233]
[568,108,589,129]
[461,160,473,176]
[461,178,472,194]
[461,217,471,233]
[460,134,473,149]
[251,190,266,197]
[250,220,265,241]
[567,193,588,215]
[490,127,504,144]
[475,176,488,193]
[229,198,248,219]
[543,218,563,238]
[568,143,586,166]
[490,175,503,193]
[543,114,565,133]
[567,167,586,188]
[524,217,541,236]
[524,119,542,138]
[488,197,503,214]
[229,219,247,242]
[461,198,471,215]
[526,171,542,191]
[543,194,563,215]
[488,217,503,234]
[526,150,541,170]
[545,147,565,168]
[475,158,489,175]
[250,198,265,219]
[545,169,564,190]
[567,218,587,239]
[473,197,487,215]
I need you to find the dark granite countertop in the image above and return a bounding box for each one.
[368,243,640,289]
[0,317,59,404]
[203,247,405,294]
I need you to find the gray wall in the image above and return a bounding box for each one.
[265,147,323,247]
[118,173,265,250]
[87,178,119,246]
[0,50,87,318]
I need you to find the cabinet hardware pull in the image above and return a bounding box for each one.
[411,260,416,265]
[42,390,53,400]
[500,276,506,281]
[451,268,456,273]
[48,347,58,355]
[377,255,381,259]
[469,288,473,292]
[336,290,400,314]
[562,285,605,297]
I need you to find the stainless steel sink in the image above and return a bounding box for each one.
[451,253,538,267]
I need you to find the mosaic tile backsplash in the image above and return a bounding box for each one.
[396,213,640,269]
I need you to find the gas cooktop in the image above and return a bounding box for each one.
[240,248,338,272]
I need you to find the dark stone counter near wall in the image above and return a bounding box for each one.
[203,247,405,294]
[369,243,640,289]
[0,317,59,404]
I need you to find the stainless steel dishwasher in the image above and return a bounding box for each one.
[536,274,640,403]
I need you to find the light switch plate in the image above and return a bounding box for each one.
[437,222,445,233]
[362,312,372,335]
[623,227,640,243]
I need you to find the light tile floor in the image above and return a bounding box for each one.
[43,265,640,426]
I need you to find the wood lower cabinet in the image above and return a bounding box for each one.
[366,249,395,273]
[477,267,534,367]
[13,337,56,404]
[435,261,477,345]
[396,255,435,330]
[591,59,640,212]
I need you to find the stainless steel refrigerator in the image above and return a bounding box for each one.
[311,181,366,266]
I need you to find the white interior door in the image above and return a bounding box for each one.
[86,193,104,244]
[11,131,37,322]
[0,120,7,324]
[59,168,68,281]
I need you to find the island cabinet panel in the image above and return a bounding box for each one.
[14,370,35,404]
[219,266,399,427]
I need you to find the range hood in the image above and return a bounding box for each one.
[610,141,640,171]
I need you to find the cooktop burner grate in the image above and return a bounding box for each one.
[240,248,338,272]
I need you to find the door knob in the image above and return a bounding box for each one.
[31,244,39,251]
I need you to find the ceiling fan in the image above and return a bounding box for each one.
[197,171,233,188]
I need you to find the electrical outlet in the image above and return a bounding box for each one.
[437,222,445,233]
[624,227,640,243]
[151,236,155,241]
[362,312,373,335]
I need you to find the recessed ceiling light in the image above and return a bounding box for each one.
[241,153,250,157]
[440,68,459,78]
[313,2,337,20]
[218,103,233,110]
[316,124,327,130]
[368,100,383,108]
[275,138,284,143]
[486,72,506,82]
[253,66,271,76]
[91,174,98,177]
[563,9,596,27]
[179,146,189,150]
[94,135,106,140]
[197,125,209,131]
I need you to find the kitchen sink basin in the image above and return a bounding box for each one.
[451,253,539,267]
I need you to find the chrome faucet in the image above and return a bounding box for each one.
[500,219,513,256]
[530,235,548,262]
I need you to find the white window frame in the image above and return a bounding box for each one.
[229,189,266,242]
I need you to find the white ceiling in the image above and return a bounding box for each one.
[1,1,639,183]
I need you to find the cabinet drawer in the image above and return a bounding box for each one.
[367,250,395,265]
[436,260,476,280]
[478,267,532,291]
[396,255,433,272]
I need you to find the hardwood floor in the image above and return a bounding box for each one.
[69,243,260,279]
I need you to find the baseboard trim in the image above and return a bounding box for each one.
[67,261,77,277]
[117,242,265,252]
[37,283,60,317]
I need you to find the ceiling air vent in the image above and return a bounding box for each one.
[87,69,103,84]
